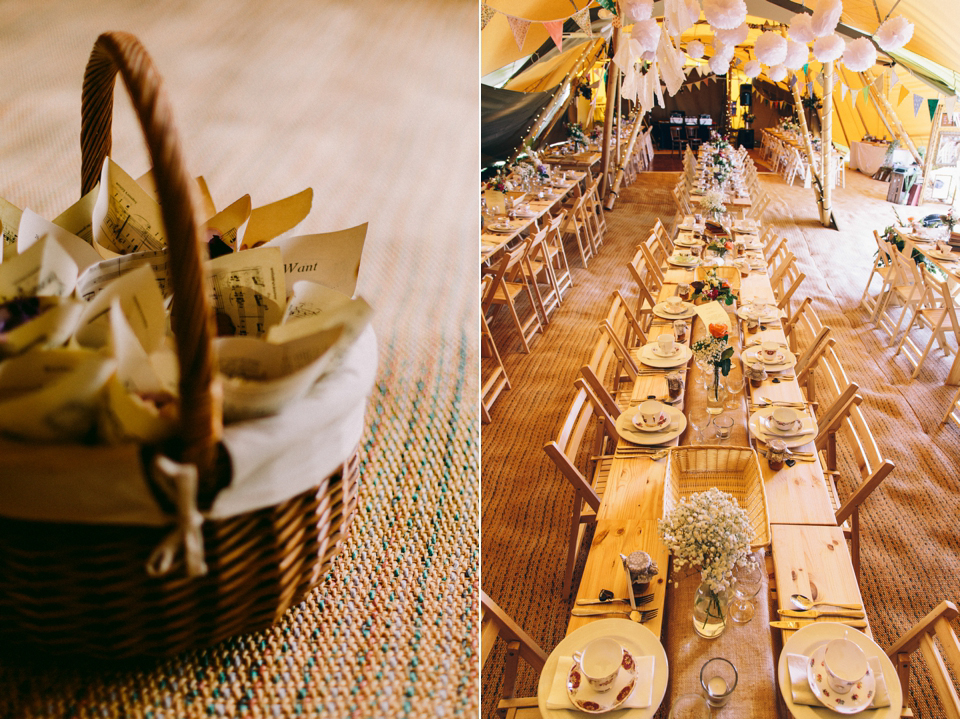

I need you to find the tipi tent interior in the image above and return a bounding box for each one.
[482,1,960,718]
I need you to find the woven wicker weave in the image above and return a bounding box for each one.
[0,32,361,657]
[663,445,770,548]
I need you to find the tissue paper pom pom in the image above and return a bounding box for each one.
[813,32,844,62]
[631,18,661,53]
[713,40,735,62]
[788,13,816,43]
[783,39,809,69]
[875,15,914,51]
[754,32,788,66]
[709,53,731,75]
[842,36,877,72]
[716,22,748,46]
[743,59,762,78]
[687,40,705,59]
[811,0,842,38]
[624,0,654,22]
[665,0,701,37]
[703,0,746,30]
[767,64,788,82]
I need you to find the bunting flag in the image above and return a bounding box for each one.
[851,88,858,107]
[572,8,593,36]
[898,85,910,106]
[861,87,870,103]
[788,75,797,90]
[913,94,924,117]
[929,98,940,120]
[840,83,847,102]
[543,20,564,52]
[808,81,815,97]
[889,67,899,87]
[833,71,840,86]
[946,96,958,115]
[481,3,496,30]
[506,16,530,50]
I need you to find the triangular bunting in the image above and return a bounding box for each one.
[833,71,840,86]
[913,94,923,117]
[840,83,847,102]
[788,75,797,89]
[506,16,531,50]
[890,67,899,87]
[543,20,563,52]
[481,3,496,30]
[898,85,910,106]
[861,87,870,103]
[808,81,815,97]
[929,98,939,120]
[851,88,858,107]
[946,96,958,115]
[802,63,809,75]
[572,8,593,37]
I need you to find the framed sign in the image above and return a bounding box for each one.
[933,129,960,169]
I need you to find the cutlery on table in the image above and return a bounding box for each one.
[759,449,816,463]
[770,619,867,630]
[779,608,865,619]
[790,593,863,611]
[571,608,660,623]
[576,593,654,606]
[614,449,670,460]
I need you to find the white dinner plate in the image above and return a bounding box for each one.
[652,302,696,320]
[668,255,700,267]
[748,407,817,448]
[538,619,668,719]
[926,249,958,262]
[778,623,901,719]
[616,405,687,445]
[737,304,783,323]
[637,343,692,369]
[741,344,797,371]
[486,224,516,234]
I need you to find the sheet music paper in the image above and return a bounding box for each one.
[265,223,367,298]
[0,235,78,302]
[207,246,285,338]
[92,157,166,255]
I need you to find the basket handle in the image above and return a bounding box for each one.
[80,32,221,493]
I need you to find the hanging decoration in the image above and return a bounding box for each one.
[716,22,749,47]
[810,0,843,38]
[572,8,593,37]
[664,0,701,37]
[788,13,816,43]
[813,33,844,63]
[709,52,731,76]
[842,37,877,72]
[481,4,496,30]
[624,0,654,22]
[743,59,762,78]
[875,15,914,52]
[631,17,661,54]
[543,20,564,53]
[767,65,788,83]
[702,0,748,31]
[754,32,788,66]
[898,85,910,106]
[783,39,809,70]
[928,98,940,121]
[506,16,531,51]
[687,40,705,59]
[912,94,923,116]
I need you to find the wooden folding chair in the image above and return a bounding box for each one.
[481,590,547,719]
[776,272,806,324]
[942,384,960,429]
[794,326,834,408]
[482,249,543,353]
[769,252,796,293]
[584,175,607,245]
[520,230,562,325]
[876,243,925,346]
[886,600,960,719]
[560,194,594,269]
[859,230,897,321]
[894,264,960,379]
[543,378,619,596]
[481,276,511,423]
[652,218,674,255]
[543,211,573,299]
[638,239,665,295]
[626,248,660,329]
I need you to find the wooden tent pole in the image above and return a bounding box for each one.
[600,26,621,197]
[919,100,944,203]
[605,108,644,209]
[861,68,922,165]
[821,61,835,227]
[537,42,607,148]
[791,78,821,186]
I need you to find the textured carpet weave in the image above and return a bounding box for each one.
[0,1,478,717]
[482,168,960,719]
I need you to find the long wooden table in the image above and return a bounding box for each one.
[559,231,869,717]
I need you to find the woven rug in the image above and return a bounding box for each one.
[0,1,478,717]
[482,169,960,719]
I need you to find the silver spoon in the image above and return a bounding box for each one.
[790,593,863,611]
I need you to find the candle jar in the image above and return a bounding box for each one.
[767,439,787,471]
[700,658,738,708]
[667,372,684,400]
[678,283,692,301]
[626,550,659,593]
[673,319,687,342]
[746,364,767,388]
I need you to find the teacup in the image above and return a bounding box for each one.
[770,406,798,431]
[658,333,676,355]
[823,638,868,695]
[639,399,667,429]
[675,251,691,264]
[573,637,624,692]
[760,341,780,362]
[665,296,684,313]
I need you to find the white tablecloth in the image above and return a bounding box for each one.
[849,142,913,175]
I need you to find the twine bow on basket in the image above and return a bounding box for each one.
[146,454,208,577]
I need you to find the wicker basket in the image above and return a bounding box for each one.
[0,32,362,657]
[663,446,770,548]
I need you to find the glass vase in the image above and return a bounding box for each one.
[706,371,726,415]
[693,580,731,639]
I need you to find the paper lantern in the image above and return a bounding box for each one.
[709,53,731,76]
[842,36,877,72]
[767,64,787,83]
[788,13,816,43]
[664,0,701,37]
[810,0,842,38]
[687,40,706,59]
[813,33,844,63]
[782,39,809,70]
[875,15,914,52]
[624,0,654,22]
[743,59,762,78]
[631,18,661,54]
[754,32,787,66]
[702,0,746,31]
[716,22,748,47]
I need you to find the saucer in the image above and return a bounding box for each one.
[669,255,698,266]
[488,224,514,233]
[806,644,876,714]
[927,249,957,261]
[632,411,669,432]
[652,345,680,358]
[661,304,685,315]
[760,351,786,365]
[762,416,802,435]
[566,649,639,714]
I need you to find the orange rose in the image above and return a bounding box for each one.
[724,241,733,251]
[709,323,728,338]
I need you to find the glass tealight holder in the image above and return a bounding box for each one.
[700,657,738,708]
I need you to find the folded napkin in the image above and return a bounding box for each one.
[787,653,890,709]
[547,655,655,709]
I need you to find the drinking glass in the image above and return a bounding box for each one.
[668,694,710,719]
[700,658,738,708]
[714,415,734,442]
[688,407,713,444]
[730,554,763,624]
[724,370,745,410]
